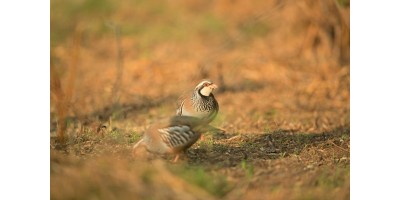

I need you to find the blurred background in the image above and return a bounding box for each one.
[51,0,350,199]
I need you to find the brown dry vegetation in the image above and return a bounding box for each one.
[50,0,350,199]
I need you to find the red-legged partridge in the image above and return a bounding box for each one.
[132,116,213,162]
[176,80,219,124]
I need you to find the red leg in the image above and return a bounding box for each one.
[173,154,180,163]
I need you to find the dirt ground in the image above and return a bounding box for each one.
[50,0,350,199]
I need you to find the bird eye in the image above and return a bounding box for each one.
[203,82,211,87]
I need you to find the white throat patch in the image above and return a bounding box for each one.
[200,86,213,96]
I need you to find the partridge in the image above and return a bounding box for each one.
[176,80,219,124]
[132,116,213,162]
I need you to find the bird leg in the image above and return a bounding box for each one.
[200,134,205,141]
[173,154,180,163]
[132,139,144,157]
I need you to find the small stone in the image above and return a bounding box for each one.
[305,164,314,169]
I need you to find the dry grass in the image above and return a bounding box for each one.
[51,0,350,199]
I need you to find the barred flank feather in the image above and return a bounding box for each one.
[159,126,198,148]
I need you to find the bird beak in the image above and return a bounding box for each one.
[210,84,218,89]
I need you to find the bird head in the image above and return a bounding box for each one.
[195,80,218,96]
